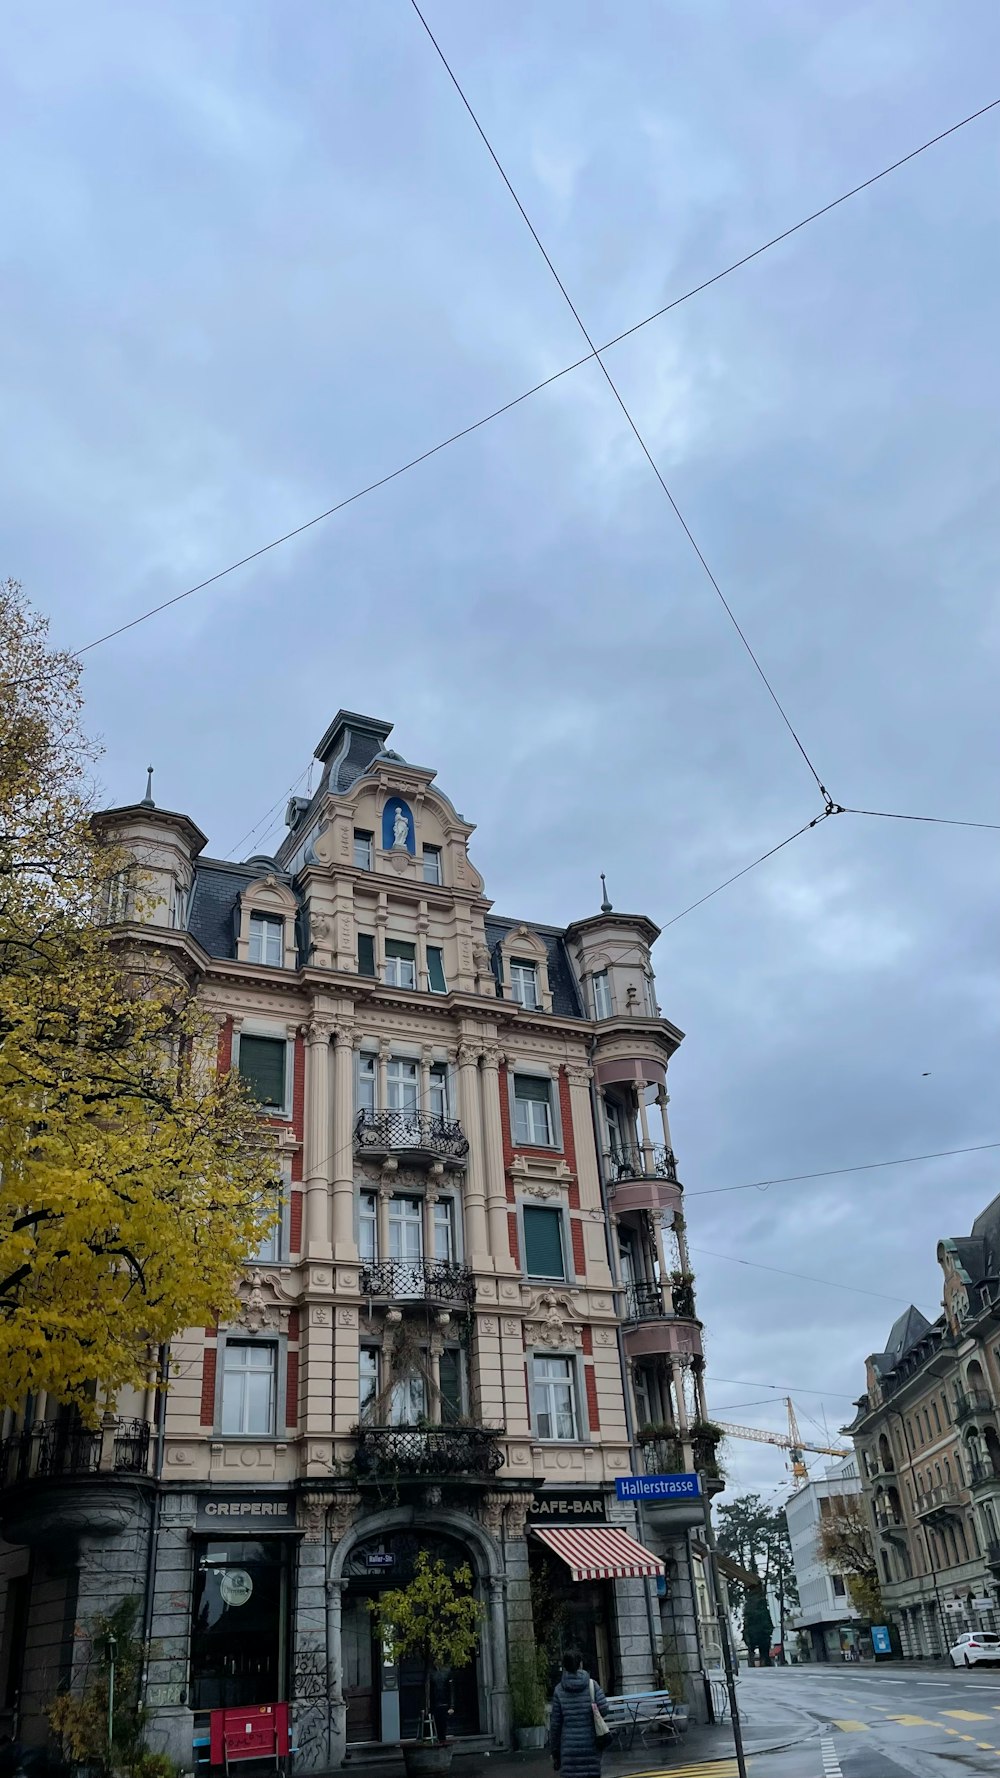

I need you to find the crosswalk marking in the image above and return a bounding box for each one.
[820,1734,844,1778]
[943,1709,994,1721]
[831,1719,869,1730]
[625,1764,739,1777]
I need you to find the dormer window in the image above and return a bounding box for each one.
[248,913,284,967]
[510,959,539,1010]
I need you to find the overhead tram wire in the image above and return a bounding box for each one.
[707,1376,858,1402]
[684,1138,1000,1197]
[409,0,830,808]
[661,807,832,926]
[0,95,986,684]
[689,1244,906,1303]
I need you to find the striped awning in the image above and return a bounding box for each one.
[531,1525,664,1582]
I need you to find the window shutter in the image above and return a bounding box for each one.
[386,939,416,961]
[440,1349,462,1424]
[516,1075,551,1103]
[523,1206,565,1279]
[358,933,376,977]
[427,946,447,993]
[238,1036,286,1108]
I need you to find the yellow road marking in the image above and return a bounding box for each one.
[886,1714,936,1725]
[626,1767,739,1777]
[943,1709,994,1721]
[832,1720,869,1730]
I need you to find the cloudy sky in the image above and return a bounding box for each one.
[4,0,1000,1499]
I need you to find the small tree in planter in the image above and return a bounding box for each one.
[508,1639,548,1749]
[370,1551,484,1775]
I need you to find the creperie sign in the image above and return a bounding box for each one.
[197,1494,294,1530]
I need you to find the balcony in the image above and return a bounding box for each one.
[359,1257,476,1309]
[353,1424,505,1481]
[968,1457,1000,1491]
[913,1482,963,1522]
[605,1144,678,1189]
[955,1389,996,1425]
[354,1109,469,1168]
[986,1540,1000,1573]
[624,1280,669,1322]
[622,1285,704,1362]
[0,1418,152,1547]
[0,1418,151,1490]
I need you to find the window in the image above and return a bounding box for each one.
[354,830,373,870]
[932,1401,941,1434]
[358,933,376,977]
[358,1054,377,1114]
[389,1372,426,1426]
[643,972,658,1017]
[440,1347,463,1423]
[510,959,539,1010]
[832,1574,846,1597]
[221,1341,277,1435]
[422,846,442,885]
[514,1075,554,1146]
[385,939,416,989]
[359,1192,378,1261]
[427,946,447,993]
[942,1393,952,1424]
[433,1198,456,1262]
[429,1063,450,1119]
[238,1035,286,1110]
[388,1196,423,1263]
[532,1355,578,1441]
[359,1347,379,1416]
[592,971,612,1019]
[387,1058,418,1112]
[523,1207,566,1280]
[253,1185,284,1264]
[248,913,283,967]
[819,1497,832,1519]
[102,867,135,924]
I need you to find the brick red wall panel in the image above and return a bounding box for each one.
[200,1345,217,1426]
[289,1190,303,1255]
[506,1178,515,1203]
[571,1217,586,1278]
[499,1064,514,1167]
[568,1179,580,1210]
[217,1017,233,1075]
[581,1325,593,1356]
[585,1363,600,1432]
[508,1211,520,1266]
[291,1036,305,1182]
[558,1068,578,1170]
[286,1350,299,1429]
[291,1145,303,1183]
[287,1307,300,1341]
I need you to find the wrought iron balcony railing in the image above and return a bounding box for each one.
[604,1145,679,1189]
[623,1280,668,1322]
[360,1257,476,1308]
[353,1424,505,1480]
[955,1389,996,1425]
[0,1418,151,1490]
[354,1108,469,1162]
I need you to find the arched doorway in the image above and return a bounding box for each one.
[340,1528,484,1745]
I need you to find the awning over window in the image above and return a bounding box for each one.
[531,1525,664,1582]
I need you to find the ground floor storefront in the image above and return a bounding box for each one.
[1,1479,705,1769]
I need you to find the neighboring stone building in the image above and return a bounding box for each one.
[0,711,722,1767]
[846,1194,1000,1658]
[785,1456,863,1662]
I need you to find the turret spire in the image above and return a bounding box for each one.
[141,765,155,808]
[600,872,612,914]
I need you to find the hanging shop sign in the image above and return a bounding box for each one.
[219,1569,254,1607]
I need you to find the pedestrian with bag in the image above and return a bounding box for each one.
[549,1648,611,1777]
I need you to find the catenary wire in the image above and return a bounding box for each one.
[409,0,829,803]
[689,1243,905,1302]
[707,1376,858,1401]
[224,763,312,861]
[8,92,982,680]
[683,1138,1000,1196]
[661,809,831,927]
[843,803,1000,834]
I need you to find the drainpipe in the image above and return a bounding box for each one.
[140,1344,170,1705]
[583,1032,661,1681]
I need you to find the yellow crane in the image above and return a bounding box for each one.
[714,1396,849,1481]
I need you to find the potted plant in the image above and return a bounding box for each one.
[370,1550,484,1776]
[509,1639,547,1750]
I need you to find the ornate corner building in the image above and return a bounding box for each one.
[0,711,723,1768]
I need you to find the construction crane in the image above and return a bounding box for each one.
[715,1396,849,1481]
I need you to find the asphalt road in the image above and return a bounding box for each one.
[716,1662,1000,1778]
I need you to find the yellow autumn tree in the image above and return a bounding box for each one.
[0,581,276,1413]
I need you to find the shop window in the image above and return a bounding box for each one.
[523,1206,566,1280]
[190,1540,289,1710]
[221,1341,277,1436]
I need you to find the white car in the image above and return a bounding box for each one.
[949,1631,1000,1667]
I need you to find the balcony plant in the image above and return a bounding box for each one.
[370,1550,484,1775]
[508,1638,548,1750]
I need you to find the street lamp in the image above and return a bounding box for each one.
[105,1632,118,1760]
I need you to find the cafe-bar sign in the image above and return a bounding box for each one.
[616,1473,700,1502]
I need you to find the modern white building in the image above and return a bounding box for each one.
[786,1456,863,1661]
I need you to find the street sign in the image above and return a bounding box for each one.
[366,1552,395,1568]
[871,1626,891,1655]
[616,1473,700,1501]
[973,1596,993,1611]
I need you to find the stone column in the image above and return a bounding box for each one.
[377,1182,393,1260]
[423,1182,440,1266]
[419,1045,433,1112]
[655,1084,673,1151]
[651,1210,672,1312]
[457,1043,490,1267]
[293,1526,330,1772]
[637,1084,654,1173]
[304,1018,334,1260]
[331,1027,359,1262]
[325,1577,347,1769]
[480,1047,512,1271]
[673,1359,690,1434]
[377,1037,391,1110]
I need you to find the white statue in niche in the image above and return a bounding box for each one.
[392,805,410,850]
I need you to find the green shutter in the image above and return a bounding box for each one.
[516,1075,551,1102]
[385,939,415,961]
[523,1207,565,1279]
[440,1348,462,1424]
[238,1036,286,1108]
[427,946,447,993]
[358,933,376,977]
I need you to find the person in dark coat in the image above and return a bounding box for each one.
[430,1666,453,1745]
[549,1648,609,1778]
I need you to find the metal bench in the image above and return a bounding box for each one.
[601,1690,689,1749]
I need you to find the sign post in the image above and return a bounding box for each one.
[699,1470,747,1778]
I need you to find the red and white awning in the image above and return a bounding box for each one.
[531,1525,664,1582]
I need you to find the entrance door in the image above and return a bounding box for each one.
[343,1597,377,1741]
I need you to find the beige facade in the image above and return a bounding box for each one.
[0,711,722,1766]
[848,1197,1000,1658]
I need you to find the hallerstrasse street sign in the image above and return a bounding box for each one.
[616,1473,701,1501]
